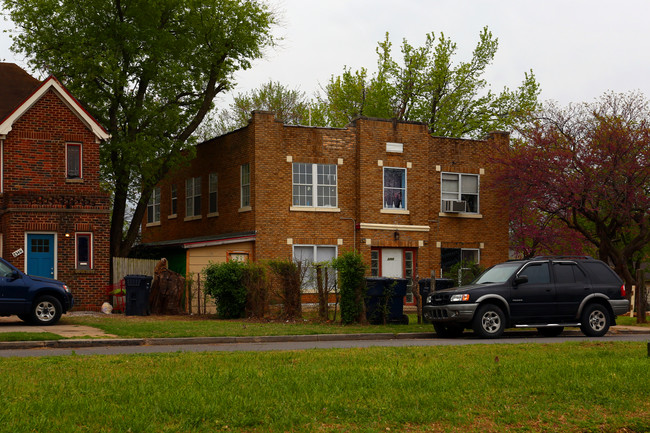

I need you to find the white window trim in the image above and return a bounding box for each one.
[383,166,407,210]
[240,164,251,209]
[292,244,338,292]
[440,172,480,214]
[75,232,93,270]
[146,187,161,226]
[185,177,201,219]
[292,163,338,209]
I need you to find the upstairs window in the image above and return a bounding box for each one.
[383,167,406,209]
[209,173,218,214]
[441,172,479,213]
[147,187,161,224]
[292,163,337,207]
[170,184,177,216]
[66,143,82,179]
[241,164,250,208]
[186,177,201,218]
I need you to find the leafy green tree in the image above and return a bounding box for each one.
[196,80,328,139]
[4,0,276,257]
[332,251,367,325]
[323,27,540,137]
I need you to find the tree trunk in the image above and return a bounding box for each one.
[636,269,647,324]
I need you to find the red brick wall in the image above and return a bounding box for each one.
[143,112,509,279]
[1,89,110,310]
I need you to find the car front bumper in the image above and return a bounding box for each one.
[423,303,478,323]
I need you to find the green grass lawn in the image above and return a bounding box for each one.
[0,342,648,432]
[60,313,435,339]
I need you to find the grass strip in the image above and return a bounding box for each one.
[0,341,648,432]
[62,313,435,338]
[0,332,63,342]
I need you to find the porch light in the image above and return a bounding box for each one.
[394,231,400,241]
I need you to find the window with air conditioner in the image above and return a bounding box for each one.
[441,172,479,213]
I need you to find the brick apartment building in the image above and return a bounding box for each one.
[141,111,509,303]
[0,63,111,310]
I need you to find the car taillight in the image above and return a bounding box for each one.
[620,284,626,297]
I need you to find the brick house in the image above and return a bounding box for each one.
[141,111,509,304]
[0,63,111,310]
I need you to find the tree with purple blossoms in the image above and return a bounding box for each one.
[491,92,650,314]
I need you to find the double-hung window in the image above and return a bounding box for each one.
[292,163,337,208]
[186,177,201,218]
[441,172,479,213]
[209,173,218,214]
[383,167,406,209]
[293,245,337,291]
[147,187,161,224]
[240,164,250,208]
[66,143,82,179]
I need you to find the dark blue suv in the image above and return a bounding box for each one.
[0,257,73,325]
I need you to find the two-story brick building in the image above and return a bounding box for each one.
[141,111,509,303]
[0,63,111,310]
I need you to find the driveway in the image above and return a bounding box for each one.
[0,315,115,338]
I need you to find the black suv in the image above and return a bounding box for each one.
[0,257,73,325]
[423,257,629,338]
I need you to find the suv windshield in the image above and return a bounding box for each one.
[472,262,521,284]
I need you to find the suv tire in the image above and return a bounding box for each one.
[473,304,505,338]
[580,303,610,337]
[30,295,62,326]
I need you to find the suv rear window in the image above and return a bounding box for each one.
[581,262,621,284]
[554,263,587,284]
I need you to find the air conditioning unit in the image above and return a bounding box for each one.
[442,200,467,213]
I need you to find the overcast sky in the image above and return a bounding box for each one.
[2,0,649,109]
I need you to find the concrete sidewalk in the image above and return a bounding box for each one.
[0,315,116,338]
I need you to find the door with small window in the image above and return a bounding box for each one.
[371,248,417,304]
[26,234,55,278]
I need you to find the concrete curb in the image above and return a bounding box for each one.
[0,332,437,351]
[0,327,647,351]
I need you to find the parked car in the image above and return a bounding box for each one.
[0,257,73,325]
[423,256,629,338]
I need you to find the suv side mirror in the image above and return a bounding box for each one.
[514,275,528,285]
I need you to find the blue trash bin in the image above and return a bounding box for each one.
[365,277,409,324]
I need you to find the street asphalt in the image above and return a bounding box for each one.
[0,312,648,352]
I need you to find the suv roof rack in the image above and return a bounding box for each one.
[532,255,594,260]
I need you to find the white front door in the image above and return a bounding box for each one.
[381,248,403,278]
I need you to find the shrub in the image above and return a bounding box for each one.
[203,261,247,319]
[267,259,303,319]
[243,261,268,318]
[332,251,367,325]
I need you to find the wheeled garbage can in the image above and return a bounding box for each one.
[124,274,153,316]
[365,277,409,324]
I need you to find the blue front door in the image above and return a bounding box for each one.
[27,234,55,278]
